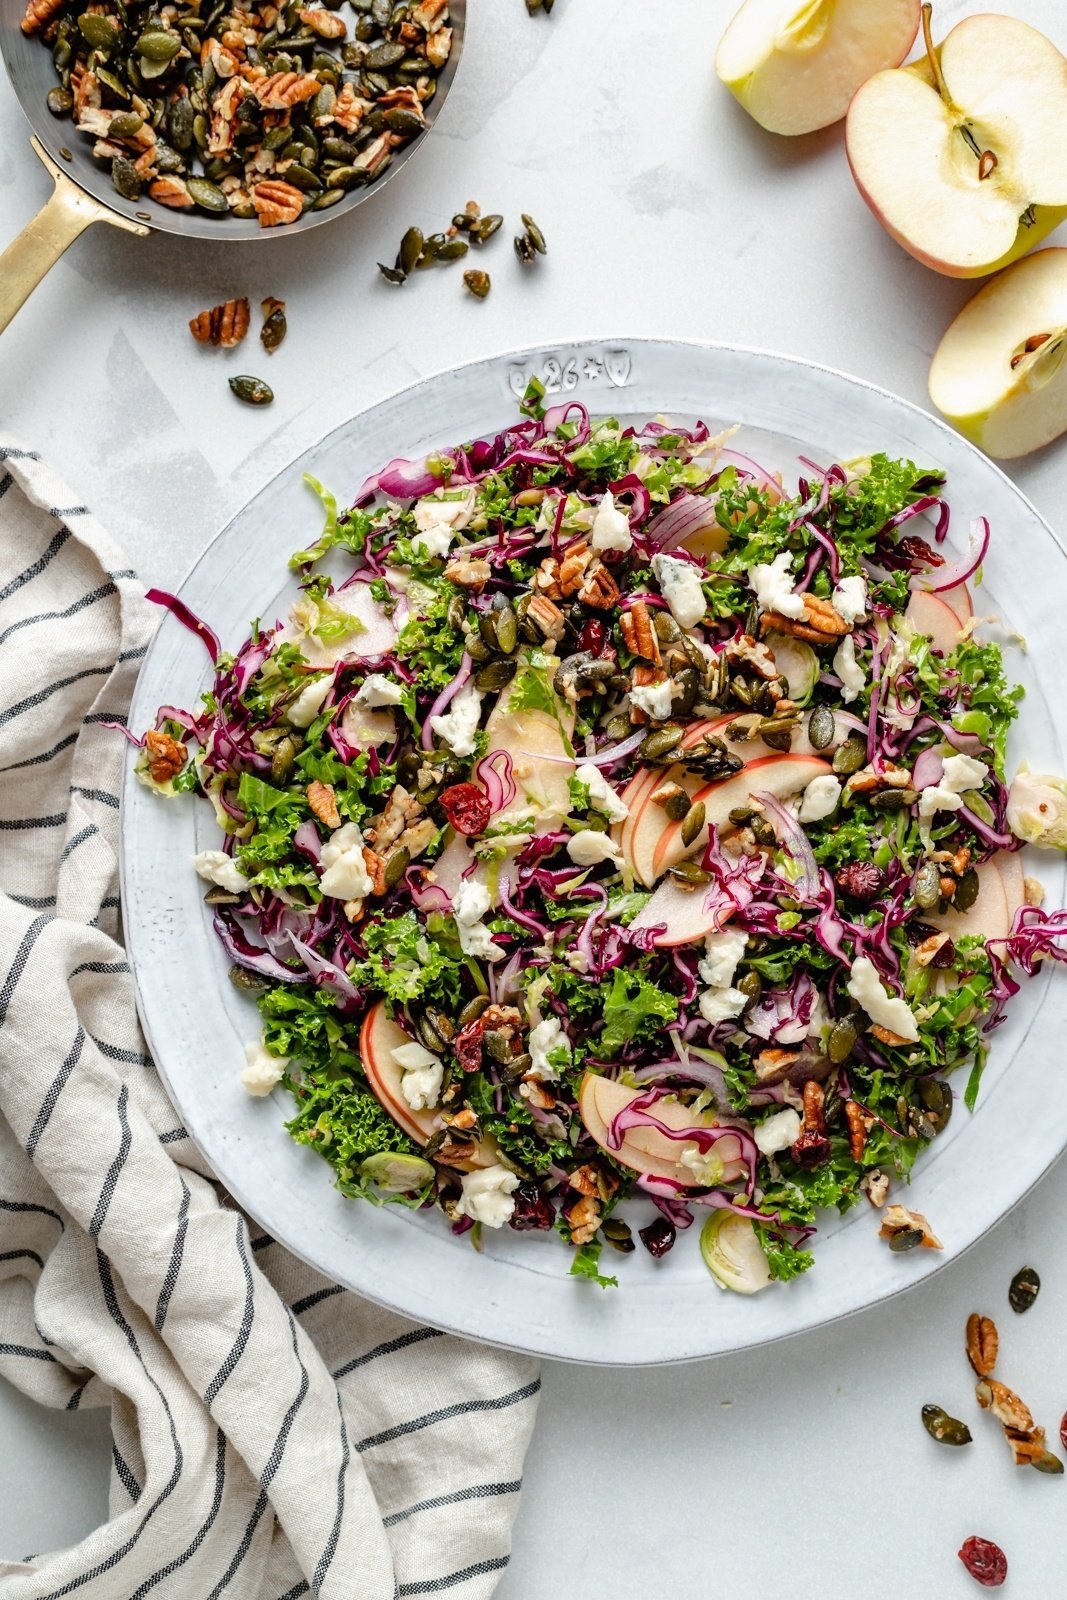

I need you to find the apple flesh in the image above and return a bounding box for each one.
[629,876,730,949]
[904,589,964,657]
[361,1001,497,1165]
[929,248,1067,459]
[578,1073,747,1185]
[931,858,1011,944]
[846,15,1067,279]
[939,582,973,631]
[716,0,919,137]
[483,657,575,831]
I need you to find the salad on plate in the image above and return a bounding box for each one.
[132,385,1067,1293]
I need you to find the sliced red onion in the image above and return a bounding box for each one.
[802,519,840,583]
[103,720,145,749]
[577,729,646,768]
[920,517,990,594]
[718,449,782,497]
[289,936,362,1006]
[757,789,820,902]
[911,748,944,791]
[645,491,719,553]
[473,749,516,814]
[420,651,472,750]
[146,588,221,662]
[882,493,951,545]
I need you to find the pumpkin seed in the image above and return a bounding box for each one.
[187,175,229,212]
[667,860,711,889]
[921,1405,973,1447]
[1008,1265,1040,1314]
[521,213,547,253]
[474,659,517,692]
[514,231,537,266]
[832,735,868,776]
[284,162,322,192]
[365,39,405,68]
[870,788,918,813]
[378,263,406,285]
[603,1218,634,1252]
[228,963,271,994]
[641,726,683,762]
[661,788,691,822]
[111,156,142,200]
[109,111,144,138]
[229,375,274,406]
[470,214,503,244]
[270,734,300,783]
[260,297,287,354]
[735,970,761,1004]
[312,187,344,210]
[399,225,424,276]
[680,801,706,849]
[458,994,490,1028]
[47,86,74,115]
[954,867,980,913]
[888,1227,925,1253]
[1032,1452,1065,1475]
[463,268,491,299]
[827,1017,857,1064]
[914,860,942,911]
[437,238,469,262]
[78,13,117,51]
[382,845,410,888]
[807,705,836,750]
[137,30,183,62]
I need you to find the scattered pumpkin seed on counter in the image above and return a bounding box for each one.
[229,374,274,406]
[260,296,287,353]
[21,0,455,227]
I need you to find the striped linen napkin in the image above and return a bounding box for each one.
[0,445,539,1600]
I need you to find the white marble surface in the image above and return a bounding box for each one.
[2,0,1067,1593]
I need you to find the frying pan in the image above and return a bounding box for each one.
[0,1,465,335]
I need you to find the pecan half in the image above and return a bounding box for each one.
[618,600,661,663]
[760,594,850,646]
[844,1099,868,1162]
[976,1379,1034,1434]
[444,557,491,592]
[307,780,340,829]
[564,1193,601,1246]
[144,728,186,784]
[871,1024,914,1048]
[791,1078,831,1167]
[331,81,370,132]
[299,5,347,37]
[526,594,566,641]
[533,556,563,599]
[149,176,194,210]
[253,71,320,110]
[966,1312,999,1379]
[558,539,592,596]
[362,846,387,896]
[252,179,304,228]
[578,562,620,611]
[189,297,250,348]
[21,0,65,33]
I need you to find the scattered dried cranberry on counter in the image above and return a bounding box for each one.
[958,1537,1008,1588]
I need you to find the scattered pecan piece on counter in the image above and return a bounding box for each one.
[144,728,186,783]
[966,1312,999,1379]
[189,297,251,349]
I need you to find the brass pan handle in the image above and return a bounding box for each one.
[0,138,149,338]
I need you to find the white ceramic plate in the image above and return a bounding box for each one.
[122,338,1067,1365]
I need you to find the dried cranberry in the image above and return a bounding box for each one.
[835,862,886,904]
[958,1537,1007,1588]
[577,618,608,656]
[639,1217,676,1258]
[790,1131,831,1168]
[906,918,939,947]
[931,937,957,969]
[509,1180,554,1232]
[439,782,491,837]
[876,533,946,572]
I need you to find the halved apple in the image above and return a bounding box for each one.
[629,876,729,949]
[578,1073,747,1184]
[716,0,920,137]
[361,1001,497,1165]
[905,589,964,657]
[929,249,1067,459]
[846,15,1067,278]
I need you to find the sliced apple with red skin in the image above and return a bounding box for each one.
[846,15,1067,279]
[939,582,973,631]
[716,0,920,138]
[361,1001,498,1165]
[578,1073,747,1185]
[639,753,833,886]
[905,589,964,657]
[629,876,731,948]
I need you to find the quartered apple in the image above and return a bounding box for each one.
[716,0,920,136]
[361,1001,499,1165]
[847,11,1067,278]
[930,249,1067,459]
[578,1074,748,1185]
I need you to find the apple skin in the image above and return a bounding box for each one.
[578,1073,747,1185]
[929,249,1067,459]
[939,583,973,631]
[717,0,920,137]
[846,18,1067,280]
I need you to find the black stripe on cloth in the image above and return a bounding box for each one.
[0,1248,45,1270]
[0,913,52,1027]
[60,823,98,863]
[112,1446,141,1503]
[154,1177,190,1331]
[275,1586,309,1600]
[0,448,40,462]
[71,786,120,810]
[158,1127,188,1145]
[129,1428,227,1599]
[0,582,116,649]
[312,1390,349,1593]
[356,1379,541,1455]
[0,734,78,773]
[0,1197,63,1227]
[26,1028,85,1162]
[291,1284,344,1317]
[250,1233,274,1253]
[260,1312,310,1491]
[71,960,131,978]
[108,569,137,581]
[379,1480,525,1530]
[0,1342,56,1363]
[332,1325,443,1382]
[84,710,127,726]
[89,1086,132,1239]
[91,1038,152,1067]
[0,666,112,731]
[66,1383,87,1411]
[30,1253,188,1600]
[0,527,71,604]
[99,895,120,911]
[49,506,88,519]
[203,1218,254,1404]
[0,475,9,500]
[0,812,68,830]
[8,894,56,909]
[119,644,149,663]
[397,1556,511,1597]
[205,1490,269,1600]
